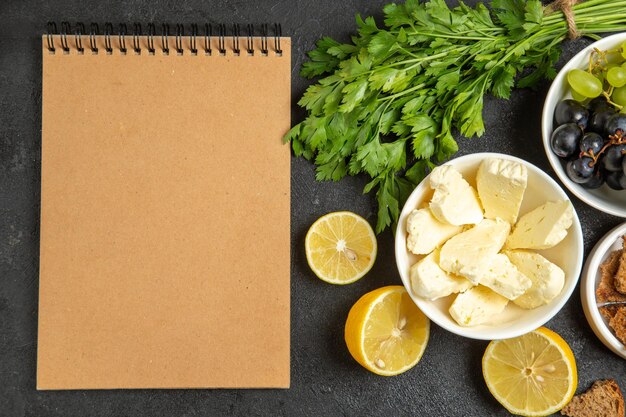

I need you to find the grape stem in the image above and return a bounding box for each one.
[582,129,626,165]
[589,47,625,75]
[602,90,624,110]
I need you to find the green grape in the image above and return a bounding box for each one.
[571,90,587,102]
[612,85,626,107]
[606,52,625,66]
[608,67,626,87]
[567,69,603,98]
[622,41,626,59]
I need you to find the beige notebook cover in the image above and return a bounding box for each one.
[38,31,291,389]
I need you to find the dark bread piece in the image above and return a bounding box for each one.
[597,250,626,303]
[609,307,626,346]
[561,379,625,417]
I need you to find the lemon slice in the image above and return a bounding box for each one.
[482,327,578,416]
[305,211,377,284]
[345,286,430,376]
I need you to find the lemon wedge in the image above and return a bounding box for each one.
[305,211,377,284]
[482,327,577,416]
[345,286,430,376]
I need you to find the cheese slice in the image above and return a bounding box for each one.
[479,253,531,300]
[505,250,565,309]
[439,218,510,285]
[429,165,483,226]
[506,200,574,250]
[406,208,462,255]
[476,158,528,224]
[449,286,508,327]
[410,249,473,300]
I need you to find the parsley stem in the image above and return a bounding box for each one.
[378,84,427,102]
[395,45,422,59]
[405,30,497,41]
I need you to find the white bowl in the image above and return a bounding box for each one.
[542,32,626,217]
[395,152,584,340]
[581,222,626,359]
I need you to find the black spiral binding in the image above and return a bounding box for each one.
[260,24,268,55]
[190,23,198,55]
[175,24,184,55]
[204,23,212,55]
[104,23,113,54]
[89,23,99,53]
[161,23,170,55]
[46,22,57,52]
[74,22,85,54]
[60,21,70,53]
[217,23,226,55]
[232,23,241,56]
[46,22,283,56]
[274,23,282,55]
[246,24,254,55]
[133,23,142,54]
[118,23,127,54]
[147,23,156,54]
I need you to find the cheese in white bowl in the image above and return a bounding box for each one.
[449,285,508,327]
[429,165,483,226]
[476,158,528,224]
[439,218,510,285]
[505,250,565,309]
[406,208,462,255]
[506,200,573,250]
[410,249,473,300]
[478,253,531,300]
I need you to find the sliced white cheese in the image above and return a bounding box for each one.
[506,200,574,250]
[449,286,508,327]
[476,158,528,224]
[406,208,463,255]
[429,165,483,226]
[505,250,566,309]
[439,218,510,285]
[479,253,531,300]
[410,249,474,300]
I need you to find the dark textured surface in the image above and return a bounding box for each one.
[0,0,625,416]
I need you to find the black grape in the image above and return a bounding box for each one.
[606,171,625,190]
[566,157,595,183]
[554,99,589,128]
[588,108,616,135]
[588,96,611,114]
[579,132,605,155]
[606,114,626,136]
[602,144,626,172]
[550,123,583,158]
[582,169,605,189]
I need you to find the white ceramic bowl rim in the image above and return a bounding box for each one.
[542,33,626,217]
[395,152,584,340]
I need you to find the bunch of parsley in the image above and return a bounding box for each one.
[285,0,626,232]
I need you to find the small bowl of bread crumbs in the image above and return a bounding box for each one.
[582,223,626,359]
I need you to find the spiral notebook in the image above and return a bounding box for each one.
[37,23,291,390]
